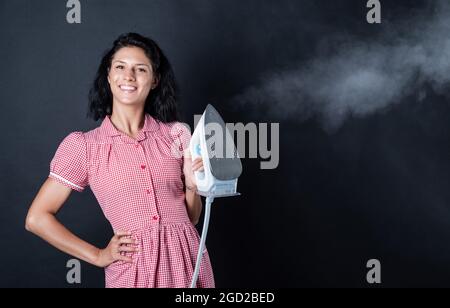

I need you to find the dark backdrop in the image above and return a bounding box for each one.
[1,0,450,287]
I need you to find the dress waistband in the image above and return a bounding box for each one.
[113,219,193,235]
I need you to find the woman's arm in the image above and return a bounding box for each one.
[185,186,203,225]
[183,150,204,225]
[25,178,137,267]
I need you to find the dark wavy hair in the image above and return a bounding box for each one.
[87,32,180,122]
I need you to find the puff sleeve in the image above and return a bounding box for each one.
[48,131,89,192]
[170,122,192,158]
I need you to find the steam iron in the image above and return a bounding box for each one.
[189,104,242,288]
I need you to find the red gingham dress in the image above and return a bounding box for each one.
[48,113,215,288]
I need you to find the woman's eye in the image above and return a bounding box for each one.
[116,65,124,69]
[139,68,146,72]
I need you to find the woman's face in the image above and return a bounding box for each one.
[107,46,158,107]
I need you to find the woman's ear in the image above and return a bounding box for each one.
[152,75,160,89]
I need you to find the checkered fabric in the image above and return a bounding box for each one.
[49,113,215,288]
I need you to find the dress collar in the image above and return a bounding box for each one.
[99,113,160,142]
[100,113,160,136]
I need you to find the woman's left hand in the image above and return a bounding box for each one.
[183,157,204,187]
[191,157,204,173]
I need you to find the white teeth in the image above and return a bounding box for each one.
[120,85,137,91]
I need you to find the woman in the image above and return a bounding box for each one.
[25,33,215,288]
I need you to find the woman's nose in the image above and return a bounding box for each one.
[123,69,136,81]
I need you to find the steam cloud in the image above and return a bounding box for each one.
[233,1,450,131]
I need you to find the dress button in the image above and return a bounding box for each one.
[135,144,140,148]
[141,164,146,169]
[152,215,159,221]
[146,189,151,194]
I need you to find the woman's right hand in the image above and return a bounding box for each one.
[95,230,139,268]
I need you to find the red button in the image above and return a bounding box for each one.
[146,189,151,194]
[141,164,146,169]
[152,215,159,220]
[135,144,140,148]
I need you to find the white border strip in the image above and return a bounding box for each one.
[49,172,84,190]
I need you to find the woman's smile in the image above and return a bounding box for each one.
[119,84,138,93]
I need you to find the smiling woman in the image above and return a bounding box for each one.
[88,33,180,123]
[25,33,213,288]
[108,47,156,111]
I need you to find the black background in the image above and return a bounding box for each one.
[1,0,450,287]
